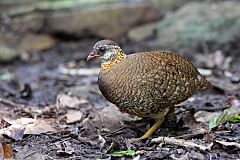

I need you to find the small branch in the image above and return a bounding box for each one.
[102,126,125,137]
[151,136,212,152]
[195,106,229,112]
[0,98,24,108]
[215,140,240,149]
[174,130,207,139]
[58,65,100,76]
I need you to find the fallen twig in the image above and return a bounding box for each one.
[58,65,100,76]
[174,130,208,139]
[103,126,125,137]
[48,137,71,147]
[98,131,106,150]
[215,140,240,149]
[151,136,212,152]
[0,98,24,108]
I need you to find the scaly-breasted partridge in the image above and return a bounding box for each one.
[87,40,212,140]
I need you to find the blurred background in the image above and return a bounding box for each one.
[0,0,240,106]
[1,0,240,54]
[0,0,240,159]
[1,0,240,105]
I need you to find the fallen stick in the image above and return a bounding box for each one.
[174,130,207,139]
[151,136,212,152]
[215,140,240,149]
[58,65,100,76]
[0,98,25,108]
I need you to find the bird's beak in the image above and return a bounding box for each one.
[87,52,102,61]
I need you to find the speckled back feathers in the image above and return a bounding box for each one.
[98,51,211,117]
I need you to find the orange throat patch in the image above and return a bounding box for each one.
[101,52,126,73]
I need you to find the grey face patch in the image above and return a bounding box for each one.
[102,50,117,63]
[92,40,122,63]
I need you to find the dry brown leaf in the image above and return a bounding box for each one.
[194,111,220,123]
[0,118,56,139]
[2,143,13,159]
[0,143,3,160]
[96,105,133,131]
[207,77,240,91]
[16,145,45,160]
[24,119,56,135]
[1,117,35,140]
[57,94,88,109]
[0,143,13,160]
[0,124,25,140]
[2,117,35,125]
[65,110,83,124]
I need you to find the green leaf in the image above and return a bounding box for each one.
[111,150,136,156]
[209,108,239,129]
[228,115,240,123]
[234,115,240,119]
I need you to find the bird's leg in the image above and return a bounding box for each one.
[164,106,177,128]
[139,108,170,140]
[139,116,164,140]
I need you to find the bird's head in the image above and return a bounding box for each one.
[87,40,126,71]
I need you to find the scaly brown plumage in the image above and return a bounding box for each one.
[87,39,212,140]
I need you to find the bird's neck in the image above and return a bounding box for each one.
[101,49,126,73]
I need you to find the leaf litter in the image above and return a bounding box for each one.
[209,96,240,129]
[0,39,240,159]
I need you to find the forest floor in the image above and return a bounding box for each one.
[0,38,240,159]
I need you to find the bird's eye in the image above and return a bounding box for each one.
[99,47,105,52]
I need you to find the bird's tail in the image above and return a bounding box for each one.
[199,77,212,90]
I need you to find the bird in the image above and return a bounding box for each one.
[87,39,212,140]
